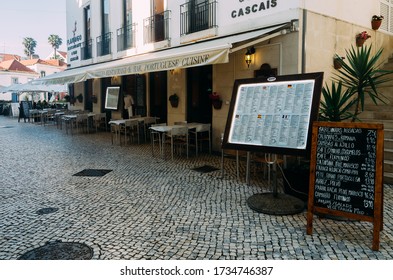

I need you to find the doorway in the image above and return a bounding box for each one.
[186,65,212,124]
[149,71,167,123]
[84,79,93,112]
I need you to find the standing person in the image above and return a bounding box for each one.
[124,93,134,118]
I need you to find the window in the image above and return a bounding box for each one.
[124,0,132,26]
[144,0,169,43]
[102,0,110,35]
[180,0,217,36]
[117,0,135,51]
[98,0,111,56]
[84,5,91,42]
[82,5,92,59]
[40,71,46,77]
[11,77,19,84]
[380,0,393,32]
[152,0,165,42]
[190,0,209,32]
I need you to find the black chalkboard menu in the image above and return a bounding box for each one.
[307,121,384,251]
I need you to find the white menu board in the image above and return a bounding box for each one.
[229,80,314,149]
[105,86,120,110]
[223,72,323,156]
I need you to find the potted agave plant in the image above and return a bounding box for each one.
[371,15,384,30]
[285,45,393,201]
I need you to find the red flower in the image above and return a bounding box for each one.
[209,92,221,100]
[356,31,371,40]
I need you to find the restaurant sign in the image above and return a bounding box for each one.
[231,0,278,18]
[91,48,229,79]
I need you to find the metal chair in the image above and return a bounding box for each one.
[164,126,189,160]
[75,114,89,133]
[93,113,107,132]
[143,117,158,141]
[120,119,140,145]
[190,123,211,156]
[110,119,122,145]
[150,123,166,157]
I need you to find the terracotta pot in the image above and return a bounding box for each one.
[371,20,382,30]
[333,58,342,70]
[170,99,178,108]
[212,99,222,109]
[356,38,365,47]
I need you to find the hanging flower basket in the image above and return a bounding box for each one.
[212,99,223,109]
[371,15,383,30]
[355,31,371,47]
[169,93,179,108]
[209,92,222,109]
[356,38,365,47]
[76,94,83,103]
[333,56,345,70]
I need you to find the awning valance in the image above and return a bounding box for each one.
[35,23,289,85]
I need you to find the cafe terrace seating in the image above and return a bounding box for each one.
[93,113,107,132]
[150,123,166,156]
[120,119,140,145]
[189,123,211,156]
[163,125,189,160]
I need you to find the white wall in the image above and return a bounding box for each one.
[303,0,380,29]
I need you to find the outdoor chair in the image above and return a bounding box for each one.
[189,123,211,156]
[93,113,107,132]
[164,126,189,160]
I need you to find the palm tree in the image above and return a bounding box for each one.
[48,34,63,59]
[22,37,37,59]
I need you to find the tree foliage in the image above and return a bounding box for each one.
[48,34,63,59]
[22,37,37,58]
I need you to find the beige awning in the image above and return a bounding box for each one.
[35,24,289,85]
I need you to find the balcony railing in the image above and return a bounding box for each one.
[180,1,217,36]
[97,32,112,56]
[143,10,170,44]
[81,39,93,60]
[117,23,137,52]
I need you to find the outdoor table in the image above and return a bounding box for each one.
[149,123,205,158]
[108,117,150,144]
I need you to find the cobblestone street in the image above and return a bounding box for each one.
[1,116,392,260]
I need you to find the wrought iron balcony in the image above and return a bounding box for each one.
[97,32,112,56]
[81,39,93,60]
[180,0,217,36]
[117,23,136,52]
[143,10,170,44]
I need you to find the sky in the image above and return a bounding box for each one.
[0,0,67,58]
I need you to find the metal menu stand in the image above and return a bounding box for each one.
[222,72,323,215]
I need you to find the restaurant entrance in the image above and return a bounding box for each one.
[149,71,167,123]
[84,79,93,112]
[186,65,212,124]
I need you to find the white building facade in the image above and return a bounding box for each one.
[42,0,393,151]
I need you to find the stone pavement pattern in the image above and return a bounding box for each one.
[1,116,392,260]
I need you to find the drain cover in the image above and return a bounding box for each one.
[18,241,93,260]
[247,192,305,215]
[73,169,112,177]
[36,207,58,215]
[191,165,219,173]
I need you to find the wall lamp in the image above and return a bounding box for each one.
[245,46,255,68]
